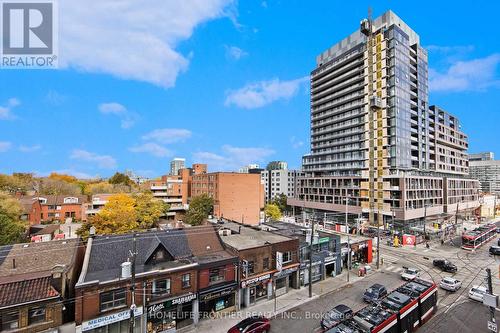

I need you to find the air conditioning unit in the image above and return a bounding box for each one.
[370,96,382,109]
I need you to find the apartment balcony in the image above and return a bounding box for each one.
[151,185,168,190]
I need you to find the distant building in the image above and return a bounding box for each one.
[34,195,88,223]
[238,164,260,173]
[19,196,42,225]
[0,239,84,332]
[191,172,265,225]
[266,161,288,171]
[170,157,186,176]
[261,168,302,202]
[470,158,500,196]
[85,193,114,218]
[469,152,494,162]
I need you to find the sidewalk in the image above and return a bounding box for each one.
[187,270,367,333]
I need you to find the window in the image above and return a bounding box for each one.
[152,279,171,295]
[247,261,255,275]
[65,212,76,218]
[28,307,45,325]
[209,267,225,284]
[282,251,292,263]
[1,311,19,331]
[181,273,191,288]
[100,288,127,312]
[262,258,270,270]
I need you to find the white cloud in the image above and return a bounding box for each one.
[54,169,97,179]
[225,76,308,109]
[45,90,67,106]
[70,149,117,169]
[129,143,172,157]
[429,54,500,92]
[0,98,20,120]
[59,0,235,88]
[19,144,42,153]
[225,45,248,60]
[193,144,274,171]
[0,141,12,152]
[142,128,192,144]
[98,102,138,129]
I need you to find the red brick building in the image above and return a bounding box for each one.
[19,197,42,225]
[35,195,87,223]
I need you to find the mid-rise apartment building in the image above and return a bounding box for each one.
[469,152,500,196]
[289,10,479,227]
[170,157,186,176]
[191,173,265,225]
[261,167,302,202]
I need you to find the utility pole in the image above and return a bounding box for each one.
[309,213,314,298]
[423,203,427,242]
[376,216,380,270]
[486,268,497,332]
[346,197,350,282]
[129,235,137,333]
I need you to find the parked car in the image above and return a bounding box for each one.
[363,283,388,303]
[433,259,457,273]
[321,304,353,329]
[468,285,488,302]
[439,277,462,292]
[497,238,500,246]
[489,245,500,255]
[401,267,420,281]
[227,316,270,333]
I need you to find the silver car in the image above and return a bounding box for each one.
[439,277,461,292]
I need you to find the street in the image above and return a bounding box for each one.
[269,232,500,333]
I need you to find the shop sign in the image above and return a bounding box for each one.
[200,286,236,302]
[148,293,197,317]
[241,273,271,288]
[276,252,283,272]
[82,307,143,331]
[324,256,336,264]
[274,266,298,279]
[313,237,330,245]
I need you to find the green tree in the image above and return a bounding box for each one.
[270,193,288,213]
[264,203,282,221]
[0,192,27,245]
[108,172,132,186]
[185,194,214,226]
[134,192,169,229]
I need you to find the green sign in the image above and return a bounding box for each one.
[313,237,329,245]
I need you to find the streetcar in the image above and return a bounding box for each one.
[461,223,497,250]
[323,279,437,333]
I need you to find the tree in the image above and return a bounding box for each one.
[134,192,169,229]
[0,173,34,194]
[0,192,26,245]
[37,178,81,195]
[48,172,78,183]
[185,194,214,226]
[265,203,282,221]
[108,172,132,186]
[271,193,288,213]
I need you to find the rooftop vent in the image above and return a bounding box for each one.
[121,261,132,279]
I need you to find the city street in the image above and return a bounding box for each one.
[269,232,500,333]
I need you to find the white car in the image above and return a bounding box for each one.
[468,285,488,301]
[439,277,461,292]
[401,267,420,281]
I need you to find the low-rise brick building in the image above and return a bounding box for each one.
[0,239,84,332]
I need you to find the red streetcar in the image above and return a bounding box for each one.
[461,224,497,250]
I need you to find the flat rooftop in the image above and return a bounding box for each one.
[219,221,292,250]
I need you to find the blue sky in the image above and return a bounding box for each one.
[1,0,500,178]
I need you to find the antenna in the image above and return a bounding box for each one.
[368,6,372,23]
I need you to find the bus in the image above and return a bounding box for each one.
[324,279,437,333]
[461,224,497,250]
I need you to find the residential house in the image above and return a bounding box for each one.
[36,195,87,223]
[18,197,42,225]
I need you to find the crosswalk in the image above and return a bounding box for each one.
[383,265,404,274]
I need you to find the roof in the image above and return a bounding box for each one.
[0,239,80,279]
[0,275,59,309]
[185,226,236,265]
[82,230,195,284]
[19,197,38,214]
[35,195,87,205]
[219,221,293,250]
[33,224,61,236]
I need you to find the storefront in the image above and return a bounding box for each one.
[300,259,322,286]
[198,282,237,316]
[79,307,143,333]
[241,273,273,307]
[146,293,197,333]
[273,264,299,297]
[324,254,338,278]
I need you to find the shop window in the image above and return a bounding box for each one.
[1,311,19,331]
[282,251,292,263]
[28,307,45,325]
[100,288,127,312]
[153,279,171,295]
[209,268,225,284]
[182,273,191,289]
[247,261,255,275]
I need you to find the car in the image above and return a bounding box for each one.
[489,245,500,255]
[497,238,500,246]
[321,304,353,329]
[468,285,488,302]
[227,316,270,333]
[439,277,462,292]
[401,267,420,281]
[363,283,388,303]
[433,259,457,273]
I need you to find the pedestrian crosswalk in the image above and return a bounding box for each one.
[384,265,404,273]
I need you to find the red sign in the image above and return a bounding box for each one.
[402,234,416,246]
